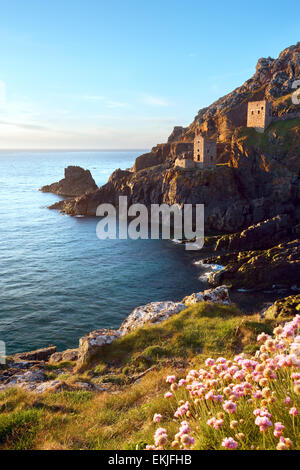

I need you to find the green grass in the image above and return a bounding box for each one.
[0,302,278,450]
[0,409,42,449]
[235,117,300,155]
[92,303,246,370]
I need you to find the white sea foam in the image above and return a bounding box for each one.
[195,260,224,282]
[194,260,223,272]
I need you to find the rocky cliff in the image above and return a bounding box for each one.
[47,43,300,233]
[50,118,300,233]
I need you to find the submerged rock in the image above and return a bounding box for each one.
[40,166,97,197]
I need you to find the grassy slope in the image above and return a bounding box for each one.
[0,302,277,450]
[235,117,300,155]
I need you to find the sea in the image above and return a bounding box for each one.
[0,150,206,354]
[0,150,281,354]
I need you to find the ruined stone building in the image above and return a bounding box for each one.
[193,131,217,168]
[174,153,196,169]
[247,100,272,132]
[175,132,217,169]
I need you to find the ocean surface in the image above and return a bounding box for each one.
[0,150,211,354]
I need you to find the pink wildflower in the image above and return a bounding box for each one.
[205,358,215,366]
[222,437,238,450]
[153,413,162,423]
[178,379,187,387]
[255,415,272,432]
[154,428,168,448]
[289,407,298,417]
[166,375,176,384]
[274,422,284,437]
[223,400,237,414]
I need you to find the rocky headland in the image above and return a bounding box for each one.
[9,42,299,397]
[43,43,300,293]
[40,165,98,197]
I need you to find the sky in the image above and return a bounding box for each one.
[0,0,299,149]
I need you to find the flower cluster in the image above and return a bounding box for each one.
[148,315,300,450]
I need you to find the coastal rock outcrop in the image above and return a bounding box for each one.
[41,166,97,197]
[0,368,46,393]
[207,239,300,290]
[13,346,57,362]
[133,142,193,172]
[77,329,122,368]
[213,214,293,252]
[119,301,186,335]
[264,294,300,319]
[76,286,231,368]
[183,286,230,306]
[49,348,78,364]
[46,44,300,239]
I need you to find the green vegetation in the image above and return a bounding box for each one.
[0,302,280,450]
[235,117,300,155]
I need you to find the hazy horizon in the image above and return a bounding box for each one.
[0,148,149,152]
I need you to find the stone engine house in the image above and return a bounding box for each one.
[194,132,217,168]
[175,98,274,171]
[247,100,272,132]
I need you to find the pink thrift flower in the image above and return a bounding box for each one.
[154,428,168,447]
[153,413,162,423]
[284,396,291,405]
[255,416,272,432]
[223,400,237,414]
[166,375,176,384]
[222,437,238,450]
[164,392,173,399]
[289,407,298,417]
[205,358,215,366]
[274,422,284,437]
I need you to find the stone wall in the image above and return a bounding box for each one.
[247,100,272,131]
[193,134,217,168]
[203,139,217,168]
[133,142,193,172]
[175,158,196,169]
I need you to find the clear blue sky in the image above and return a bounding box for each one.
[0,0,298,149]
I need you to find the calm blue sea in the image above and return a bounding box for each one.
[0,150,206,354]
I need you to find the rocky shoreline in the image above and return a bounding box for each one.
[1,281,299,396]
[0,286,230,393]
[9,42,299,397]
